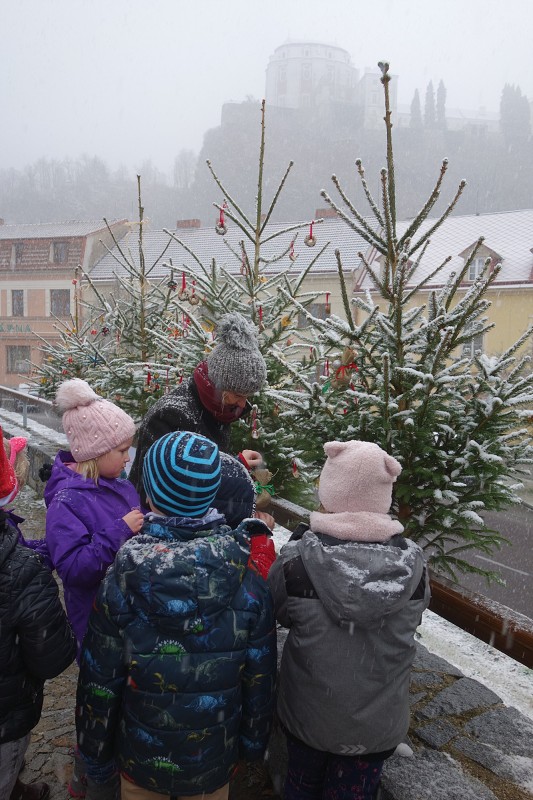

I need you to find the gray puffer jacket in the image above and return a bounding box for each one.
[268,529,430,756]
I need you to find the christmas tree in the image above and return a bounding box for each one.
[34,104,329,503]
[279,62,533,580]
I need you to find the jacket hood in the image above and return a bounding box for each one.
[44,450,130,505]
[298,531,425,629]
[112,517,250,634]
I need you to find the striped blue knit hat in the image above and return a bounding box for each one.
[143,431,221,517]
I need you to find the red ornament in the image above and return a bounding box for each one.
[289,240,297,262]
[90,329,97,335]
[216,200,228,235]
[305,221,316,247]
[292,460,299,478]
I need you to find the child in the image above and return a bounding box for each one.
[268,440,431,800]
[76,430,277,800]
[2,431,52,569]
[44,378,144,799]
[0,428,76,800]
[45,378,144,656]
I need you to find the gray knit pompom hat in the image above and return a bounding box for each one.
[206,313,267,395]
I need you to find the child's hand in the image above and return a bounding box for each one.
[254,510,275,530]
[123,509,144,534]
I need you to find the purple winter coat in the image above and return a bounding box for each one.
[45,450,141,655]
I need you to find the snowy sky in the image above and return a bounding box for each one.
[2,0,532,176]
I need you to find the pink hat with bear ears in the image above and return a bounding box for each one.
[310,440,404,542]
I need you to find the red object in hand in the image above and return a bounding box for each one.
[249,534,276,580]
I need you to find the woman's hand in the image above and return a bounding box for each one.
[240,449,263,469]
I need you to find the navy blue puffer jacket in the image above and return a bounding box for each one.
[76,515,276,796]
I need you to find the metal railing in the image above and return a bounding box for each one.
[0,385,63,432]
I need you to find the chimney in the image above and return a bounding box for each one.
[176,219,201,229]
[315,208,338,219]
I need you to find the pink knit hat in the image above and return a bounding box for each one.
[318,440,402,515]
[56,378,135,462]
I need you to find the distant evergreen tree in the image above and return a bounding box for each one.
[424,80,436,129]
[500,83,531,144]
[436,80,447,130]
[410,89,423,130]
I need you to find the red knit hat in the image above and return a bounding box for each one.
[0,427,18,508]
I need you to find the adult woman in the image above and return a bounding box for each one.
[129,312,267,507]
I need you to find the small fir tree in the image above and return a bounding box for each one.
[281,62,533,581]
[35,104,328,503]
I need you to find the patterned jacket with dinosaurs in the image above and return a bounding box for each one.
[76,513,277,796]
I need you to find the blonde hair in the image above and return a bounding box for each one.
[75,458,100,483]
[3,438,29,491]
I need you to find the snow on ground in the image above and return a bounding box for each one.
[272,525,533,723]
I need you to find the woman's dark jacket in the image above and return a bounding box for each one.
[76,515,276,796]
[0,511,76,744]
[129,378,236,506]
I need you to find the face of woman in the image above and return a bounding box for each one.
[222,390,248,410]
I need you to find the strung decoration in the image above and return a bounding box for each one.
[289,239,297,262]
[72,278,77,285]
[189,280,199,305]
[146,367,152,387]
[90,328,97,335]
[251,405,259,439]
[292,459,299,478]
[258,306,264,331]
[331,346,358,389]
[178,271,188,301]
[253,466,275,509]
[101,326,110,336]
[167,273,178,291]
[325,292,331,315]
[323,359,330,377]
[215,200,228,235]
[304,220,316,247]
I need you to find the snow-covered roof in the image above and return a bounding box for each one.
[88,217,370,281]
[0,220,125,240]
[357,208,533,290]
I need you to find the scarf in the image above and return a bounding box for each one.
[309,510,404,542]
[193,361,246,424]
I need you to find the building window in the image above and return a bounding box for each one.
[53,241,69,264]
[6,345,31,374]
[468,256,486,281]
[301,63,312,81]
[298,302,329,328]
[11,242,24,266]
[462,328,483,359]
[11,290,24,317]
[50,289,70,317]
